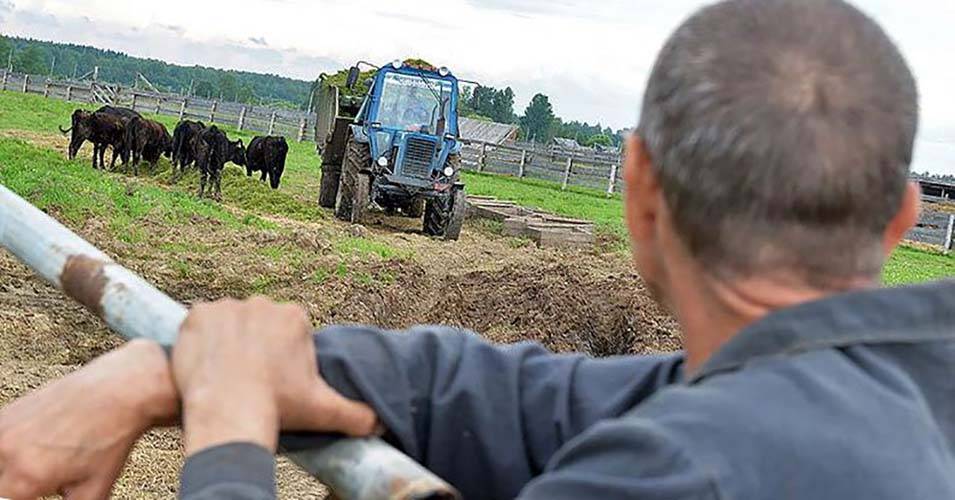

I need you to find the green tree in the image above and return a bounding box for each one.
[236,83,255,103]
[584,134,613,147]
[14,44,47,74]
[520,94,557,144]
[0,37,11,70]
[218,73,238,100]
[194,80,216,99]
[490,87,515,123]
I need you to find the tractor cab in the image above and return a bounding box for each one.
[316,60,468,240]
[356,62,462,191]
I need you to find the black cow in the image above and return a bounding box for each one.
[60,109,93,160]
[124,117,172,176]
[197,126,246,200]
[245,136,289,190]
[59,106,141,162]
[171,120,206,183]
[87,112,128,170]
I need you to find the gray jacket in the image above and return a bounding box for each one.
[180,281,955,499]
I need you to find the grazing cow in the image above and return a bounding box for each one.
[245,136,289,189]
[88,112,128,171]
[124,117,172,176]
[60,109,93,160]
[171,120,206,182]
[197,126,246,201]
[59,106,142,163]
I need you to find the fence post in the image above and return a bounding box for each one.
[561,156,573,190]
[22,74,29,93]
[43,80,51,98]
[607,164,618,196]
[298,117,307,142]
[65,85,73,102]
[1,71,7,92]
[478,143,487,172]
[210,101,218,123]
[945,215,954,254]
[238,106,247,130]
[131,93,138,111]
[518,149,527,178]
[268,111,277,135]
[179,99,187,120]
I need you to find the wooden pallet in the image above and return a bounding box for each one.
[467,196,595,250]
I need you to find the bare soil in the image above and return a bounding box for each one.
[0,131,681,498]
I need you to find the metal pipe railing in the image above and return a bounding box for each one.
[0,185,459,500]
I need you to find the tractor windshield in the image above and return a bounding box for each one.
[377,72,454,134]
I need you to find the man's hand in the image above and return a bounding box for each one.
[0,339,178,500]
[173,297,378,456]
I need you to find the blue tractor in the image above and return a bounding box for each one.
[317,60,467,240]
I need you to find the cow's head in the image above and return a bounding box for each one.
[229,139,247,166]
[65,110,93,160]
[162,131,174,158]
[269,157,285,190]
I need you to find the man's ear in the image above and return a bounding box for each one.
[624,134,662,242]
[883,181,921,256]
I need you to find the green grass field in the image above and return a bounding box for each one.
[0,90,951,286]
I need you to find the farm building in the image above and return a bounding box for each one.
[459,117,520,145]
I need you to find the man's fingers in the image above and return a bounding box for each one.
[303,382,380,437]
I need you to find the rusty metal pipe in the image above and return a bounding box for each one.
[0,185,459,500]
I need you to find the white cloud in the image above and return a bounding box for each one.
[0,0,953,174]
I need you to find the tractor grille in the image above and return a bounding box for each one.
[400,137,437,179]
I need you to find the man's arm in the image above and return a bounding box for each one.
[313,325,684,500]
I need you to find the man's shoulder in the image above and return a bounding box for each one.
[622,346,955,499]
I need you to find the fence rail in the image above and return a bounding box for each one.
[460,139,624,196]
[0,71,318,142]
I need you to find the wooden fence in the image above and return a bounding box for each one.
[0,71,318,142]
[460,140,624,196]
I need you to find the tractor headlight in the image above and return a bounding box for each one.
[438,67,450,77]
[443,166,455,177]
[392,59,403,69]
[378,156,389,168]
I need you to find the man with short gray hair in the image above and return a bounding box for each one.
[0,0,952,499]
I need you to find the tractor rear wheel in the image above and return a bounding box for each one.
[335,137,371,223]
[423,188,467,240]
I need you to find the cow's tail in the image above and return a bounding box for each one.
[59,125,72,135]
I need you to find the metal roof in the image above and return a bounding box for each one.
[460,117,520,144]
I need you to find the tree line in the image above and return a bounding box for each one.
[0,36,311,108]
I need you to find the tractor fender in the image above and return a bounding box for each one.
[349,124,370,143]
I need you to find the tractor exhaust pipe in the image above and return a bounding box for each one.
[0,185,459,500]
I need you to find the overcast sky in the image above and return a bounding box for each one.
[0,0,953,174]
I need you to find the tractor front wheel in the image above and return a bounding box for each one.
[423,188,467,241]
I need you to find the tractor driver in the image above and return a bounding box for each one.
[401,86,435,133]
[1,1,953,499]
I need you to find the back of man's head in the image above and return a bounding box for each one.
[638,0,918,286]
